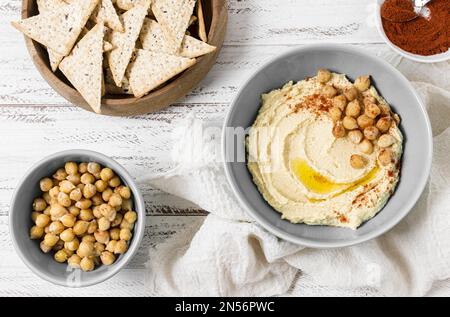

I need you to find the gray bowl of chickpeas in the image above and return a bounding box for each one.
[9,150,145,287]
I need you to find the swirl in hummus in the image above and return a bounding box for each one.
[246,70,403,229]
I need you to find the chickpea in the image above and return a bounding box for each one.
[50,204,68,219]
[106,240,117,252]
[108,193,122,208]
[82,235,96,243]
[80,173,95,185]
[78,162,88,174]
[40,178,53,192]
[109,228,120,241]
[94,230,110,244]
[344,87,358,101]
[100,251,115,266]
[378,134,395,148]
[68,206,80,217]
[30,225,44,239]
[63,248,74,257]
[378,148,393,166]
[102,188,113,202]
[393,113,401,124]
[66,174,81,186]
[94,180,108,193]
[64,237,80,251]
[59,214,75,228]
[49,221,65,234]
[52,239,64,252]
[332,95,347,111]
[52,179,60,187]
[350,154,366,169]
[119,228,132,241]
[68,254,82,268]
[60,180,76,194]
[100,168,114,182]
[124,211,137,224]
[120,219,134,230]
[354,75,371,92]
[121,199,133,212]
[114,240,128,254]
[91,193,104,206]
[33,198,47,212]
[345,100,361,117]
[98,217,111,231]
[116,186,131,200]
[86,162,100,174]
[348,130,363,144]
[332,121,346,138]
[111,213,123,227]
[75,199,92,210]
[364,126,380,141]
[80,257,95,272]
[57,192,71,207]
[342,116,358,130]
[365,103,381,119]
[359,139,374,154]
[100,203,116,221]
[77,241,95,258]
[376,116,392,133]
[363,96,377,106]
[88,220,98,234]
[357,115,375,129]
[35,214,50,228]
[328,107,342,122]
[73,220,90,236]
[82,183,97,199]
[379,103,391,116]
[53,168,67,181]
[42,192,52,204]
[31,211,40,222]
[108,176,121,188]
[40,241,52,253]
[49,186,60,198]
[93,206,102,218]
[317,69,332,83]
[69,188,82,201]
[43,233,59,247]
[64,162,78,175]
[43,206,51,215]
[79,209,94,222]
[77,183,85,191]
[60,228,75,242]
[322,85,337,98]
[54,250,68,263]
[44,226,50,234]
[94,242,105,256]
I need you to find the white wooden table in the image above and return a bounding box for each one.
[0,0,443,296]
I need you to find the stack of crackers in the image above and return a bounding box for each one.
[12,0,216,113]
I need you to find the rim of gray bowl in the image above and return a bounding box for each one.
[9,149,146,287]
[222,43,433,249]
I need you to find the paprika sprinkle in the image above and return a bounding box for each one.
[381,0,450,56]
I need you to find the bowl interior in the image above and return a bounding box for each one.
[10,150,145,287]
[224,44,432,248]
[375,0,450,63]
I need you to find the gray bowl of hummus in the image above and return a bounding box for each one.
[223,44,432,248]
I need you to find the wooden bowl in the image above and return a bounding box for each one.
[21,0,228,116]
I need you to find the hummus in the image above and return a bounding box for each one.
[247,72,403,229]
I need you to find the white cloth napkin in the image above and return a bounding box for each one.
[142,51,450,297]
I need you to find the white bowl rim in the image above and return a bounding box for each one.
[375,0,450,63]
[222,43,433,248]
[9,149,146,287]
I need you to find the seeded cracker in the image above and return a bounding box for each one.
[59,24,105,113]
[92,0,124,32]
[152,0,197,53]
[140,19,215,58]
[12,0,99,56]
[128,49,196,98]
[196,0,207,42]
[107,0,150,87]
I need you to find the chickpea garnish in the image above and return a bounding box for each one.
[68,206,80,217]
[116,186,131,200]
[121,199,133,212]
[100,203,116,220]
[54,250,68,263]
[365,103,381,119]
[79,209,94,221]
[35,214,50,228]
[120,219,134,230]
[75,199,92,210]
[98,217,111,231]
[95,180,108,192]
[94,242,105,256]
[317,69,332,83]
[87,162,101,175]
[94,230,110,244]
[106,240,117,252]
[359,139,374,154]
[81,235,96,243]
[124,211,137,224]
[332,95,347,111]
[57,192,71,207]
[73,220,90,236]
[100,251,116,266]
[53,168,68,181]
[40,241,52,253]
[343,87,358,101]
[50,204,68,219]
[82,183,97,199]
[33,198,47,212]
[378,134,395,148]
[364,126,380,141]
[91,193,104,206]
[88,220,98,234]
[64,238,80,251]
[43,192,52,204]
[68,254,82,268]
[102,188,113,202]
[49,221,65,235]
[49,186,60,198]
[78,163,88,174]
[66,174,81,186]
[332,121,346,138]
[350,154,366,169]
[108,176,121,188]
[363,96,376,106]
[77,241,95,258]
[111,213,123,227]
[43,233,59,247]
[40,178,53,192]
[379,103,391,116]
[322,85,337,98]
[357,115,374,129]
[30,226,44,239]
[81,173,95,185]
[348,130,363,144]
[108,193,123,208]
[31,211,40,222]
[376,116,392,133]
[64,162,78,175]
[120,228,132,241]
[59,180,75,194]
[354,75,371,92]
[393,113,401,124]
[342,116,358,130]
[378,148,393,166]
[60,228,75,242]
[114,240,128,254]
[80,257,95,272]
[109,228,120,241]
[345,100,361,117]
